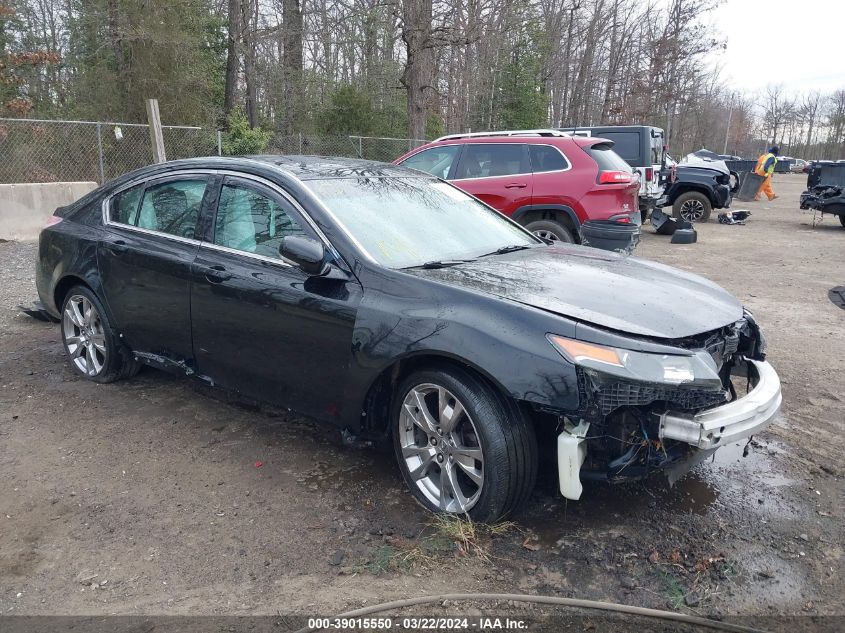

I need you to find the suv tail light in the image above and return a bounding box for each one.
[598,171,633,184]
[44,215,63,228]
[645,167,654,181]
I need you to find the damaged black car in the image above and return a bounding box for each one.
[35,156,782,522]
[800,161,845,227]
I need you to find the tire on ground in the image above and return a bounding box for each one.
[672,190,712,222]
[392,365,537,522]
[525,219,576,243]
[60,285,141,383]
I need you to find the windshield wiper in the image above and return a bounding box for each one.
[479,244,531,257]
[416,259,473,269]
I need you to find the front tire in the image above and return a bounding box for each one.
[61,285,140,383]
[839,214,845,228]
[673,191,712,222]
[525,219,575,243]
[392,366,537,522]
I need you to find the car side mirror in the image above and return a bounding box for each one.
[280,235,330,276]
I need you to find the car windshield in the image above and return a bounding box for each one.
[306,177,539,268]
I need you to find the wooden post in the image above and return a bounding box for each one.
[145,98,167,163]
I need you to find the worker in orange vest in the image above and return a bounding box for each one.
[754,145,779,201]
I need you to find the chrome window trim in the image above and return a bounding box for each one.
[198,241,294,268]
[447,142,572,182]
[101,168,342,267]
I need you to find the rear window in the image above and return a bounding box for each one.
[583,143,632,173]
[650,131,665,164]
[596,132,640,163]
[529,145,570,172]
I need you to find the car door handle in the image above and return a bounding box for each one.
[504,183,527,189]
[105,240,128,254]
[199,265,232,283]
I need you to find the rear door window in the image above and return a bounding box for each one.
[110,185,144,225]
[136,179,208,239]
[454,144,529,179]
[529,145,570,172]
[400,146,460,179]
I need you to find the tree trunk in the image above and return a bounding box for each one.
[242,0,258,127]
[400,0,435,142]
[223,0,241,119]
[282,0,304,135]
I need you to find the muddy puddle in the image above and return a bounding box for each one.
[518,435,798,550]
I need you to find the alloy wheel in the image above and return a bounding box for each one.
[398,383,484,513]
[62,294,107,376]
[533,229,567,242]
[679,199,706,221]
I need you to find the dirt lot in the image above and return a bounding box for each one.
[1,174,843,626]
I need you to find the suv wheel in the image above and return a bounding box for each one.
[61,285,140,383]
[392,366,537,522]
[673,191,712,222]
[525,219,575,243]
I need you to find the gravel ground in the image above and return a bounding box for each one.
[0,174,843,627]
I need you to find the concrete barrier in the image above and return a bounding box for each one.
[0,182,98,241]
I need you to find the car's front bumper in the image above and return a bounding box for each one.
[556,358,781,500]
[658,359,781,450]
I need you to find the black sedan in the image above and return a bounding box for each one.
[36,156,782,521]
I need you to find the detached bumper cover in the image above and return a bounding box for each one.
[658,359,781,450]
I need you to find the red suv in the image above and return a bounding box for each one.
[394,130,641,251]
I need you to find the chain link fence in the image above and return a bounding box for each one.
[269,134,426,162]
[0,118,426,185]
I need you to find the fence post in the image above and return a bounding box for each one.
[358,136,363,159]
[298,132,303,154]
[95,123,105,184]
[145,98,167,163]
[217,130,223,156]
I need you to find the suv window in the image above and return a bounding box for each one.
[529,145,569,172]
[401,146,459,179]
[584,143,632,173]
[112,179,208,239]
[454,144,529,179]
[596,132,640,163]
[650,131,664,165]
[213,182,308,259]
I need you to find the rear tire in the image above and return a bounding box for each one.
[60,285,140,383]
[525,219,575,243]
[672,191,712,222]
[392,366,537,522]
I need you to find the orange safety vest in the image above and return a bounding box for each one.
[754,152,777,177]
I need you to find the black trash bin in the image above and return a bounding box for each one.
[734,172,765,201]
[580,220,640,254]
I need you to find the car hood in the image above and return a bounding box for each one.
[404,245,743,339]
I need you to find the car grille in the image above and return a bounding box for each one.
[578,370,728,415]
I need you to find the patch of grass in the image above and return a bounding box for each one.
[430,514,519,561]
[656,568,686,610]
[356,515,519,575]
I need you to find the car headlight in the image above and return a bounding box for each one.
[547,334,722,388]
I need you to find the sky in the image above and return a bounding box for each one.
[709,0,845,95]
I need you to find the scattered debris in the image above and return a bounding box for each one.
[254,460,263,468]
[718,210,751,225]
